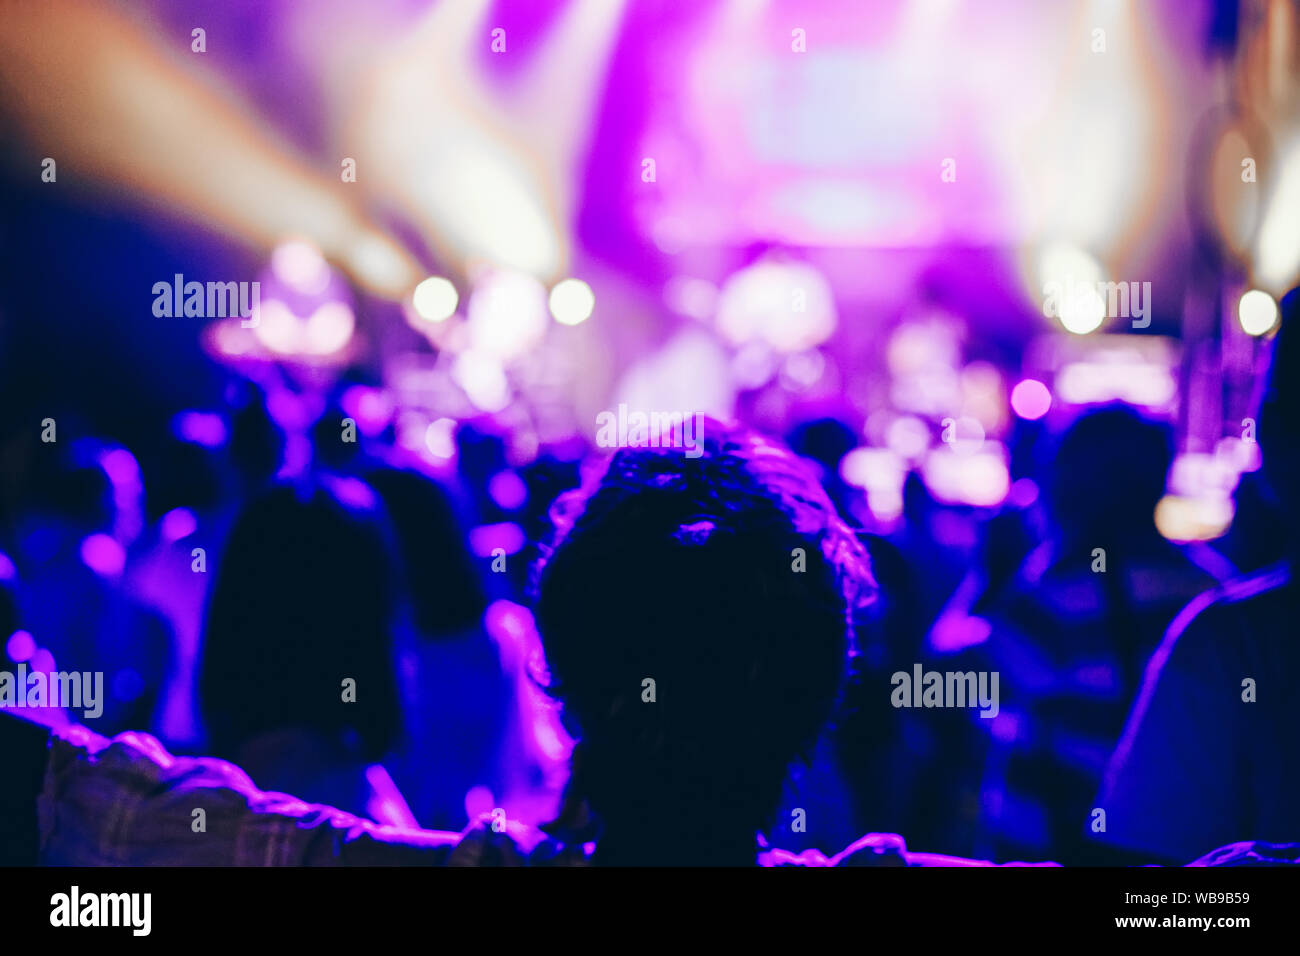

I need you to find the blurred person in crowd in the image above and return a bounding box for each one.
[969,404,1227,864]
[1098,289,1300,864]
[786,417,860,519]
[198,477,414,824]
[831,531,989,856]
[226,381,287,496]
[9,440,173,735]
[125,425,232,747]
[363,465,507,831]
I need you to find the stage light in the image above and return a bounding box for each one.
[252,299,354,356]
[469,522,525,558]
[839,447,906,493]
[464,786,495,822]
[80,534,125,578]
[1056,358,1177,408]
[6,630,35,664]
[272,240,332,296]
[424,418,457,460]
[488,470,528,511]
[1256,139,1300,292]
[30,649,56,676]
[779,350,826,391]
[663,276,718,320]
[453,350,512,412]
[253,300,300,354]
[1215,436,1261,475]
[1238,289,1279,336]
[716,257,836,352]
[945,416,986,457]
[303,302,355,355]
[172,411,228,448]
[886,415,931,459]
[1154,494,1234,543]
[160,508,197,543]
[1059,287,1106,334]
[346,230,423,299]
[1007,477,1039,508]
[730,341,778,389]
[323,475,379,512]
[1010,379,1052,420]
[923,448,1010,508]
[99,448,140,487]
[412,276,459,323]
[423,148,563,278]
[549,278,595,326]
[1038,242,1107,335]
[467,270,548,361]
[340,385,395,438]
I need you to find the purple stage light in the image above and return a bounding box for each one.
[464,785,495,822]
[99,447,140,487]
[340,385,395,438]
[487,471,528,511]
[160,508,198,543]
[173,410,229,448]
[469,522,525,558]
[6,629,36,664]
[80,534,126,578]
[1010,378,1052,420]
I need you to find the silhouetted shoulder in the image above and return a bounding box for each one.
[1161,563,1290,650]
[1125,563,1294,721]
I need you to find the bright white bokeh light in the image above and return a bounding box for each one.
[303,302,355,355]
[423,150,562,277]
[1238,289,1279,336]
[453,350,512,412]
[254,299,354,356]
[272,239,332,296]
[548,278,595,326]
[946,416,986,457]
[923,448,1010,507]
[253,300,300,354]
[1038,242,1107,335]
[1059,284,1107,335]
[467,271,548,361]
[886,415,931,458]
[1255,139,1300,291]
[716,257,837,352]
[412,276,459,323]
[424,418,457,459]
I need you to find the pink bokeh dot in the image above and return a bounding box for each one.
[1011,379,1052,420]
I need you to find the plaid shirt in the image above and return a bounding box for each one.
[35,723,1044,866]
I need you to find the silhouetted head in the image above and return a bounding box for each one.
[226,383,284,491]
[199,478,401,763]
[364,466,486,639]
[531,420,874,863]
[1048,404,1172,545]
[25,444,115,534]
[1258,288,1300,541]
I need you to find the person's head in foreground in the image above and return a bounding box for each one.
[532,420,875,865]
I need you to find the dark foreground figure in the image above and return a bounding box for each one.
[1097,290,1300,864]
[2,422,1295,867]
